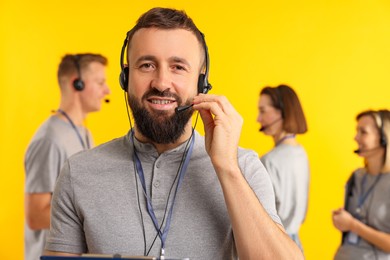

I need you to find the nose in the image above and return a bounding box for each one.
[354,133,359,143]
[257,113,263,124]
[104,83,111,95]
[151,68,171,92]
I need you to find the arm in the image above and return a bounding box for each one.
[193,94,303,260]
[24,138,62,230]
[25,193,51,230]
[332,208,390,252]
[43,250,80,256]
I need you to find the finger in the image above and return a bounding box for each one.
[193,94,235,115]
[198,108,214,130]
[194,100,228,121]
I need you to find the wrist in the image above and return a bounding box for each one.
[350,217,359,233]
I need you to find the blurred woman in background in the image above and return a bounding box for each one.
[257,84,310,251]
[333,109,390,260]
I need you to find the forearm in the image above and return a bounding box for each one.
[351,218,390,252]
[217,167,303,260]
[43,250,80,256]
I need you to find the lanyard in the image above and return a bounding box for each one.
[276,134,296,146]
[57,109,90,150]
[355,173,382,214]
[132,131,195,254]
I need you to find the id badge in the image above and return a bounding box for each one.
[347,232,360,244]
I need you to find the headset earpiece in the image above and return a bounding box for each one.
[73,55,85,91]
[275,86,285,118]
[120,67,129,92]
[197,32,212,94]
[197,74,212,94]
[73,78,85,91]
[379,111,387,147]
[380,134,387,147]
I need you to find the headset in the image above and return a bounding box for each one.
[72,55,85,91]
[119,29,212,94]
[378,111,387,148]
[275,86,285,118]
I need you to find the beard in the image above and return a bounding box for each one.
[128,88,194,144]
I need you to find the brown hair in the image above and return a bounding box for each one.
[356,109,390,172]
[57,53,107,88]
[125,7,205,64]
[260,84,307,134]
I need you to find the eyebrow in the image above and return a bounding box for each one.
[135,55,157,65]
[169,56,191,68]
[134,55,191,68]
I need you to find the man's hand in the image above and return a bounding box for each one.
[193,94,243,172]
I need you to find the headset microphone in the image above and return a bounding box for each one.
[175,104,193,113]
[104,99,110,103]
[353,146,383,154]
[175,85,211,113]
[259,118,282,132]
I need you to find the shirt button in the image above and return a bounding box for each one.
[154,181,160,187]
[156,161,161,168]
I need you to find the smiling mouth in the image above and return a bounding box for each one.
[149,99,175,105]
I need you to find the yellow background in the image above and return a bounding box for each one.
[1,1,390,259]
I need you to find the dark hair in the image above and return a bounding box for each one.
[57,53,107,87]
[356,109,390,171]
[126,7,205,63]
[260,84,307,134]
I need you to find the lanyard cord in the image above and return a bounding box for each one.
[356,173,382,212]
[145,113,201,257]
[131,112,200,257]
[57,109,90,150]
[276,134,296,146]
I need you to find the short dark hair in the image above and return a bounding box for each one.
[260,84,307,134]
[125,7,205,64]
[57,53,107,87]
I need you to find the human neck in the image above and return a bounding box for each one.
[57,99,86,126]
[366,155,384,175]
[365,152,384,175]
[134,123,193,154]
[273,131,296,146]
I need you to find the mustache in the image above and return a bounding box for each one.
[142,88,182,103]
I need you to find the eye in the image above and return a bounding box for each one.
[175,65,185,70]
[171,64,188,72]
[139,63,155,71]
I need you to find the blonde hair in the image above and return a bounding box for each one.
[356,109,390,172]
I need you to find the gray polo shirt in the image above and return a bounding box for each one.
[46,131,281,259]
[25,116,91,260]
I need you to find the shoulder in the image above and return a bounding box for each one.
[68,134,130,167]
[25,118,65,158]
[27,116,69,146]
[236,147,270,181]
[262,144,307,162]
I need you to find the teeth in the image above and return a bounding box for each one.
[151,100,173,104]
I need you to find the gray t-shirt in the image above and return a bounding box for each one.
[46,131,281,260]
[335,170,390,260]
[261,143,310,234]
[24,116,92,260]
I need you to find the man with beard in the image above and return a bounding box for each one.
[44,7,303,260]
